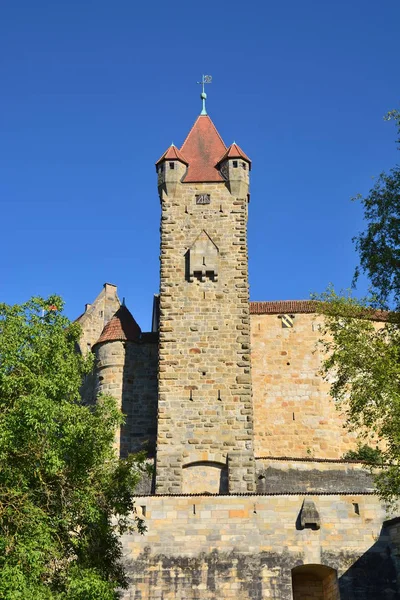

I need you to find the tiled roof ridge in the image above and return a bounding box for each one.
[94,305,141,345]
[132,491,377,498]
[250,300,318,314]
[250,300,390,321]
[180,114,227,153]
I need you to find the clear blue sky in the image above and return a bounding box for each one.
[1,0,399,329]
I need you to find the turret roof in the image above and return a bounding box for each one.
[155,144,188,166]
[180,115,226,182]
[95,305,141,345]
[218,143,252,170]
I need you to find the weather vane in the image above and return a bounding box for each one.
[197,75,212,115]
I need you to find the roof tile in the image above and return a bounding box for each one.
[218,143,251,169]
[180,115,226,182]
[95,305,141,345]
[155,145,188,166]
[250,300,317,314]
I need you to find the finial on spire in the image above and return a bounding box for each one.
[197,75,212,115]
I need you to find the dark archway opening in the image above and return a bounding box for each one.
[292,564,340,600]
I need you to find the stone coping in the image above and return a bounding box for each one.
[255,456,370,464]
[134,491,377,498]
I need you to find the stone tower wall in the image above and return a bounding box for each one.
[95,340,125,455]
[120,339,158,458]
[157,181,254,494]
[94,339,158,459]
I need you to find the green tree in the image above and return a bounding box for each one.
[0,296,147,599]
[318,110,400,503]
[353,109,400,310]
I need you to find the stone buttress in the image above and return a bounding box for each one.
[155,115,255,494]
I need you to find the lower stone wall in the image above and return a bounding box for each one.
[120,494,399,599]
[255,459,375,494]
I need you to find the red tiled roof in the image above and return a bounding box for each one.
[250,300,390,321]
[95,305,141,344]
[155,144,188,166]
[180,115,226,182]
[250,300,318,314]
[218,143,251,169]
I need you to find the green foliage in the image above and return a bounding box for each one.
[317,287,400,502]
[343,444,383,464]
[353,108,400,310]
[317,109,400,503]
[317,291,400,504]
[0,296,147,599]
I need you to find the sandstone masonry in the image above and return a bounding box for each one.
[75,108,400,599]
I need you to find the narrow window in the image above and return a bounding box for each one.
[242,162,246,170]
[233,160,238,168]
[169,162,175,170]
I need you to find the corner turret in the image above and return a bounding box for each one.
[155,144,188,198]
[218,143,251,199]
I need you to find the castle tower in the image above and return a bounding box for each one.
[93,304,142,457]
[155,93,255,494]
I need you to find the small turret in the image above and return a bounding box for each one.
[93,305,141,456]
[155,144,188,198]
[218,143,251,199]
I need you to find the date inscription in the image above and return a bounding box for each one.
[195,194,211,205]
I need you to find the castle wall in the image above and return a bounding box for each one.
[121,337,158,457]
[255,459,375,494]
[120,493,397,599]
[157,180,254,493]
[251,312,358,459]
[94,338,158,458]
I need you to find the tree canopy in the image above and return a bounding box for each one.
[0,296,147,599]
[318,109,400,503]
[353,109,400,310]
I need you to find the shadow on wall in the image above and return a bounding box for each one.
[120,339,158,459]
[316,518,400,599]
[124,521,400,599]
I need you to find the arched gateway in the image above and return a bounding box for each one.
[292,564,340,600]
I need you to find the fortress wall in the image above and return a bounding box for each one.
[254,459,375,494]
[250,312,358,459]
[120,493,395,599]
[94,338,158,459]
[121,339,158,457]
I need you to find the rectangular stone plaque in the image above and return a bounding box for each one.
[195,194,211,205]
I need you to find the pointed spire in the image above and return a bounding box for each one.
[197,75,212,116]
[180,115,226,182]
[200,91,207,116]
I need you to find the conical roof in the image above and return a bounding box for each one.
[180,115,226,182]
[218,143,251,169]
[95,305,141,345]
[155,144,188,166]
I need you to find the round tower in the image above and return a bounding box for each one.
[93,305,141,457]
